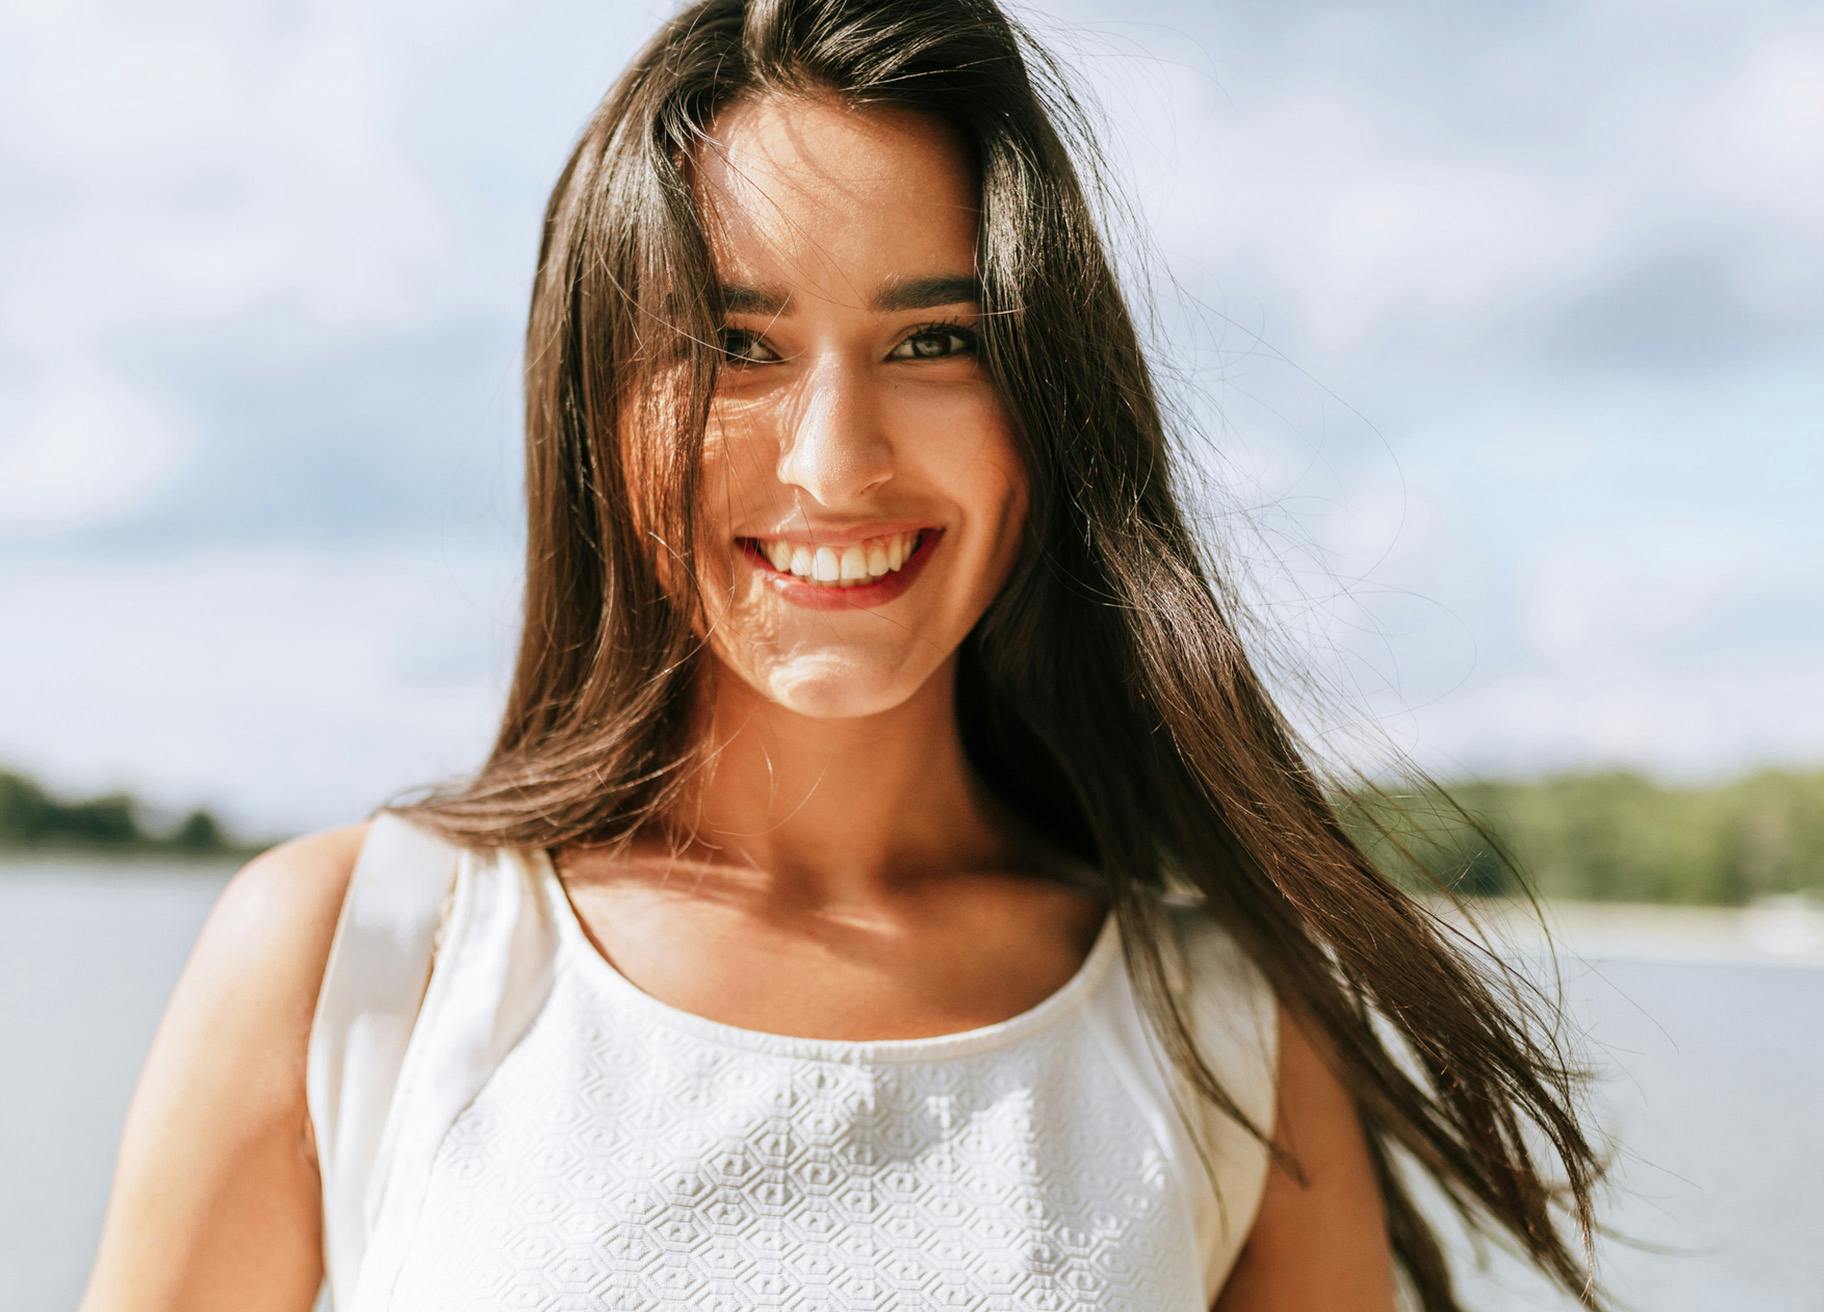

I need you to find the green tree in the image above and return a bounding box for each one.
[172,809,226,852]
[0,770,54,843]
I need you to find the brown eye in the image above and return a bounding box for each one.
[890,325,978,361]
[718,328,780,365]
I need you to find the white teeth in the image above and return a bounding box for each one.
[750,530,927,587]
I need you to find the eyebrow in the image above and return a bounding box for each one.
[716,274,981,316]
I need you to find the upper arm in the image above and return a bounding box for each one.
[1213,999,1397,1312]
[78,821,373,1312]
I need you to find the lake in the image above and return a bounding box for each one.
[5,857,1819,1312]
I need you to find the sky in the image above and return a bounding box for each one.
[1,0,1819,837]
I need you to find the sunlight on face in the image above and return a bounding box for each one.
[687,93,1028,719]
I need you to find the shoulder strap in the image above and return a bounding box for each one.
[1163,903,1282,1298]
[306,810,462,1311]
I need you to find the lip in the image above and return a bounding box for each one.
[737,519,934,549]
[737,528,944,611]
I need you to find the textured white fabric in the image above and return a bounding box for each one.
[308,814,1280,1311]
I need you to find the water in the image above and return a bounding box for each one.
[1440,953,1824,1310]
[5,858,1819,1312]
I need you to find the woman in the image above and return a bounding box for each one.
[80,0,1607,1308]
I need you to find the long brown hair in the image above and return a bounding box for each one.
[382,0,1609,1305]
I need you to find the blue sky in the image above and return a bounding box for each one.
[2,0,1819,836]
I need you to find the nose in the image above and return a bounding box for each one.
[774,353,894,504]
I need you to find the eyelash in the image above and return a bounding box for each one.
[716,319,980,368]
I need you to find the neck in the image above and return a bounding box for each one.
[654,653,1045,910]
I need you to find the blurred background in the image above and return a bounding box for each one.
[3,0,1819,1308]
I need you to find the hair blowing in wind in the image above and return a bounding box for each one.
[384,1,1613,1306]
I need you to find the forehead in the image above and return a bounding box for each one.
[691,94,980,304]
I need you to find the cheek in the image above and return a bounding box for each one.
[971,412,1032,595]
[922,389,1028,543]
[691,414,758,563]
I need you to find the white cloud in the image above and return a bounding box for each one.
[0,547,519,836]
[1470,418,1600,490]
[1404,664,1824,785]
[0,362,194,531]
[1064,2,1824,365]
[1523,523,1798,672]
[1355,516,1824,782]
[0,0,466,532]
[1683,32,1824,309]
[0,8,458,352]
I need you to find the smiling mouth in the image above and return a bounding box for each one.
[734,528,943,609]
[735,529,935,588]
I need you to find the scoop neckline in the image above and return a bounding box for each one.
[527,845,1120,1063]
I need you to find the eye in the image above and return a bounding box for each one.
[889,323,979,361]
[717,327,782,366]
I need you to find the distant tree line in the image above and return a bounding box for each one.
[0,768,267,858]
[4,762,1821,902]
[1339,767,1824,906]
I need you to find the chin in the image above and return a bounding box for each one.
[708,647,933,720]
[765,692,882,720]
[762,670,922,720]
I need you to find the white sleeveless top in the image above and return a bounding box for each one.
[307,812,1280,1311]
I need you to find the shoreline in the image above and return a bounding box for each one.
[7,851,1823,969]
[1432,895,1824,969]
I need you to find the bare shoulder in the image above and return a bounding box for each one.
[149,816,377,1137]
[1213,996,1397,1311]
[192,820,376,1077]
[219,819,375,988]
[77,819,375,1312]
[209,820,380,1147]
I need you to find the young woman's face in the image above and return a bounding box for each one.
[685,94,1027,719]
